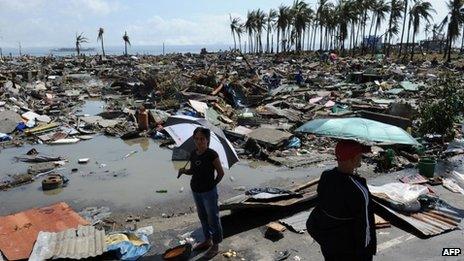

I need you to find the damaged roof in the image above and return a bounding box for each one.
[0,202,89,260]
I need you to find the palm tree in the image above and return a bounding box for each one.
[122,31,131,56]
[236,24,244,52]
[75,32,88,56]
[305,6,315,51]
[254,9,267,53]
[353,0,366,49]
[245,11,255,53]
[292,0,311,52]
[386,0,404,56]
[266,9,278,53]
[229,15,240,51]
[398,0,409,57]
[371,0,390,55]
[361,0,375,53]
[276,5,290,53]
[409,0,435,60]
[97,27,105,56]
[317,0,328,51]
[343,0,360,52]
[445,0,464,62]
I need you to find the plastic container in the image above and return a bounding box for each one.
[418,158,436,178]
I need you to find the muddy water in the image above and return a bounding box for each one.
[0,100,330,215]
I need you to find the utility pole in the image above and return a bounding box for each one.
[18,42,22,56]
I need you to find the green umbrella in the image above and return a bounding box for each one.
[296,117,420,146]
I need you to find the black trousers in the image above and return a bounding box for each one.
[322,251,373,261]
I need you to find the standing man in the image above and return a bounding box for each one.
[306,140,377,261]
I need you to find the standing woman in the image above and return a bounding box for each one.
[178,127,225,259]
[306,140,376,261]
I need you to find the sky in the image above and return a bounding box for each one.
[0,0,450,48]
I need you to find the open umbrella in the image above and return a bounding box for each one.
[296,117,420,146]
[164,115,239,169]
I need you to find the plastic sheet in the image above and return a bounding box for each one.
[286,137,301,149]
[368,183,429,204]
[106,226,153,261]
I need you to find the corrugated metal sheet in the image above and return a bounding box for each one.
[29,225,106,260]
[279,210,313,233]
[0,202,89,260]
[375,201,462,236]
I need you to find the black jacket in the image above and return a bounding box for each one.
[307,168,377,256]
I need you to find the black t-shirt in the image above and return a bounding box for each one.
[189,148,219,193]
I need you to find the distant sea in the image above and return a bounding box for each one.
[0,44,232,57]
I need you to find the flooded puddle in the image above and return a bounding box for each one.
[0,101,329,215]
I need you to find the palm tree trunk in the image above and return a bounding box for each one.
[266,26,270,53]
[101,37,105,56]
[368,13,375,40]
[300,31,303,52]
[386,5,394,57]
[124,42,127,56]
[356,19,362,49]
[446,31,452,62]
[277,29,280,53]
[372,20,379,56]
[271,33,274,53]
[410,31,416,61]
[319,25,324,51]
[307,25,311,51]
[233,33,237,50]
[461,26,464,53]
[361,11,368,53]
[238,36,242,52]
[282,30,286,53]
[324,27,328,50]
[398,0,408,57]
[312,24,317,50]
[404,15,412,60]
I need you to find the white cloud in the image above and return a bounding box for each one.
[69,0,122,15]
[0,0,47,11]
[126,14,232,45]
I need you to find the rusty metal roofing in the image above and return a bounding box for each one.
[0,202,89,260]
[29,225,106,260]
[375,201,462,236]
